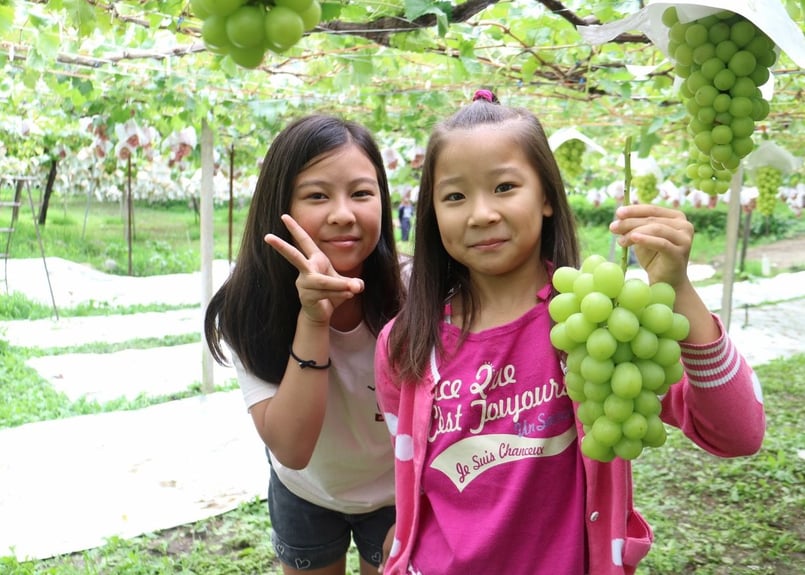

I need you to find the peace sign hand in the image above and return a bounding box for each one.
[265,214,364,326]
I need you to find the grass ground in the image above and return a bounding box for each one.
[1,198,803,574]
[1,354,802,574]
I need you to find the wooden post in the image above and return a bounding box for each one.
[200,119,215,394]
[127,156,133,276]
[228,143,234,265]
[720,166,743,331]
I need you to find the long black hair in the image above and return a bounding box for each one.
[204,114,404,383]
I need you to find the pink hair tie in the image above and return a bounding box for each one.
[472,89,497,103]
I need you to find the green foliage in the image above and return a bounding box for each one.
[0,291,53,320]
[567,194,799,243]
[8,199,244,276]
[634,353,805,574]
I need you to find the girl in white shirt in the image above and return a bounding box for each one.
[205,114,405,575]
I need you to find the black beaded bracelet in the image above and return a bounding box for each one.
[288,345,332,370]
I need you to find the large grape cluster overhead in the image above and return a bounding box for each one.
[755,166,782,216]
[549,255,691,462]
[192,0,322,69]
[664,7,778,196]
[554,139,586,183]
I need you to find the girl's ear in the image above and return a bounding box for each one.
[542,199,554,217]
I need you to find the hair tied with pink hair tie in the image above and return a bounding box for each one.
[472,89,498,103]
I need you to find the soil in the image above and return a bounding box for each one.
[711,234,805,273]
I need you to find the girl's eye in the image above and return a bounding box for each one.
[353,189,375,198]
[495,183,515,193]
[444,191,465,202]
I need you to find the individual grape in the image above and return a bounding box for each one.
[581,434,615,462]
[580,254,607,273]
[573,272,596,299]
[584,380,613,403]
[549,322,576,352]
[565,312,597,344]
[586,327,618,361]
[580,291,613,323]
[653,338,682,367]
[630,327,659,360]
[664,361,685,387]
[580,355,614,385]
[565,371,586,402]
[649,282,676,307]
[608,307,640,342]
[603,394,634,423]
[633,389,662,417]
[592,261,625,299]
[610,362,642,399]
[298,1,322,31]
[643,415,668,447]
[553,266,580,294]
[613,437,644,460]
[548,292,580,323]
[661,313,691,341]
[591,415,623,446]
[639,302,674,334]
[565,345,588,373]
[226,5,266,48]
[621,412,649,440]
[577,400,605,427]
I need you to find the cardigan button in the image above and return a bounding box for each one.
[589,511,599,522]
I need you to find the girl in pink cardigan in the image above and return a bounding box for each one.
[373,92,765,575]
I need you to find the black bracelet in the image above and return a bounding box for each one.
[288,345,332,370]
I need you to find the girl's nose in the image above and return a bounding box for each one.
[468,195,500,226]
[328,197,357,225]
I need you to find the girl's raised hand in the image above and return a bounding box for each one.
[609,204,695,289]
[265,214,364,325]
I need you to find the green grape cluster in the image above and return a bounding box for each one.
[555,139,586,183]
[755,166,782,216]
[549,254,691,462]
[192,0,322,69]
[633,173,659,204]
[663,7,777,196]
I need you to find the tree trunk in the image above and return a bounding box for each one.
[38,155,59,226]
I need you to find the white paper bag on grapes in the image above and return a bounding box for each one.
[577,0,805,69]
[548,127,607,156]
[744,140,802,174]
[549,254,690,462]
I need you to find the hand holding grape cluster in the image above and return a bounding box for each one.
[664,7,778,195]
[193,0,322,69]
[549,255,690,462]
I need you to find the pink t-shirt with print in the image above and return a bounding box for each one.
[409,289,586,575]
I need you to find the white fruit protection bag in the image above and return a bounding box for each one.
[577,0,805,72]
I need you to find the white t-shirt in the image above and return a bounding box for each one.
[235,321,395,514]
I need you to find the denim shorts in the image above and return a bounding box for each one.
[267,465,395,570]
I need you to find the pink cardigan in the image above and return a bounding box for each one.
[374,315,765,575]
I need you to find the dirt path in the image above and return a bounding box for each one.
[713,235,805,273]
